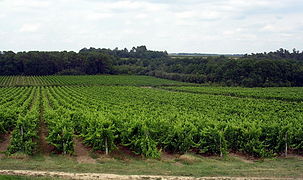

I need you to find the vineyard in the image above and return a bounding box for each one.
[0,75,189,87]
[160,86,303,102]
[0,75,302,159]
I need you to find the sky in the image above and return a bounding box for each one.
[0,0,302,54]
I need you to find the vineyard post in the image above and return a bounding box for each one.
[105,137,108,155]
[21,125,24,151]
[64,142,66,154]
[21,126,24,137]
[219,131,223,157]
[285,131,288,157]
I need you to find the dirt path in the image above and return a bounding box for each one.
[0,170,295,180]
[74,138,96,164]
[228,153,255,163]
[0,133,11,158]
[37,89,53,154]
[37,119,53,154]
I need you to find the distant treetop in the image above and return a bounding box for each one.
[79,46,168,59]
[244,48,303,61]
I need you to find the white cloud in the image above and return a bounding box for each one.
[91,1,167,12]
[19,23,40,32]
[134,13,148,19]
[175,11,195,19]
[85,12,114,20]
[262,25,275,32]
[12,0,51,8]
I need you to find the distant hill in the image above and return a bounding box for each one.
[169,53,243,57]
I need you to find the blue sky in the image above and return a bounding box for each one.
[0,0,302,53]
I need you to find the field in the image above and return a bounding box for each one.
[160,86,303,102]
[0,75,303,179]
[0,75,190,87]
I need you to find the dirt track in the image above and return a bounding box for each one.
[0,170,295,180]
[73,138,96,164]
[0,133,11,158]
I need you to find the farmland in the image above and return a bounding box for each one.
[160,86,303,102]
[0,75,190,87]
[0,75,303,178]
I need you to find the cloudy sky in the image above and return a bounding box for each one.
[0,0,302,53]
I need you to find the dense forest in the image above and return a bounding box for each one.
[0,47,302,87]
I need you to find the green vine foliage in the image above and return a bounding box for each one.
[2,82,302,158]
[8,113,39,155]
[0,109,18,134]
[195,125,227,156]
[163,121,197,154]
[81,114,117,152]
[121,120,160,158]
[45,110,74,154]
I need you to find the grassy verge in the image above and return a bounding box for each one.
[0,175,58,180]
[0,153,302,178]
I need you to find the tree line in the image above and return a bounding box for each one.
[113,48,303,87]
[0,47,302,87]
[0,50,113,75]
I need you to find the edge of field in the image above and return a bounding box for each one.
[0,170,296,180]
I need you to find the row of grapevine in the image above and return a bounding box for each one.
[0,75,189,87]
[39,86,155,157]
[0,87,34,136]
[160,86,303,102]
[8,87,41,155]
[41,88,74,154]
[1,83,302,158]
[0,87,42,155]
[41,86,303,158]
[0,76,43,87]
[0,76,14,87]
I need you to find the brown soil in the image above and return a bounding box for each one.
[0,170,294,180]
[228,153,255,163]
[74,138,96,164]
[37,119,53,154]
[0,133,11,158]
[280,153,303,160]
[178,154,202,164]
[110,145,141,161]
[160,151,179,162]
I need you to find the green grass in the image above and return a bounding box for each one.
[0,153,302,178]
[0,175,58,180]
